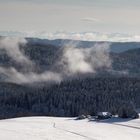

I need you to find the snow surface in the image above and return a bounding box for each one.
[0,116,140,140]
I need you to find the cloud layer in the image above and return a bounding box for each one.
[1,31,140,42]
[59,42,111,75]
[0,37,112,84]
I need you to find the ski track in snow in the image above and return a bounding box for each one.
[112,123,140,130]
[54,124,96,140]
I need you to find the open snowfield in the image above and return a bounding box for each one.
[0,116,140,140]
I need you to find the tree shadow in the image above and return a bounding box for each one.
[88,117,134,124]
[66,116,133,122]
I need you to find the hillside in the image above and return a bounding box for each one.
[0,37,140,118]
[0,116,140,140]
[0,77,140,119]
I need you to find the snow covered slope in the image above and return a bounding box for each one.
[0,117,140,140]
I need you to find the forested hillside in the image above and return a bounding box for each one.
[0,38,140,119]
[0,77,140,119]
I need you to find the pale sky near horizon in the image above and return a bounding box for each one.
[0,0,140,34]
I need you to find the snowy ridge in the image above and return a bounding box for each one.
[0,116,140,140]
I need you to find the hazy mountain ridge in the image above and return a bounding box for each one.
[26,37,140,53]
[0,38,140,78]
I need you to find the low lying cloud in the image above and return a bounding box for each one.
[0,37,112,84]
[0,37,32,66]
[0,67,62,84]
[61,45,93,74]
[59,42,111,75]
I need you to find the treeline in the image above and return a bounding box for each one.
[0,77,140,119]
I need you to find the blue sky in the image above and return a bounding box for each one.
[0,0,140,35]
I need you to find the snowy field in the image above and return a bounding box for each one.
[0,116,140,140]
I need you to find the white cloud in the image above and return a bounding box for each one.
[58,42,111,75]
[1,31,140,42]
[0,37,112,84]
[0,37,32,66]
[0,67,62,84]
[81,17,100,22]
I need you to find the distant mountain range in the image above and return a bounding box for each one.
[0,36,140,78]
[26,37,140,53]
